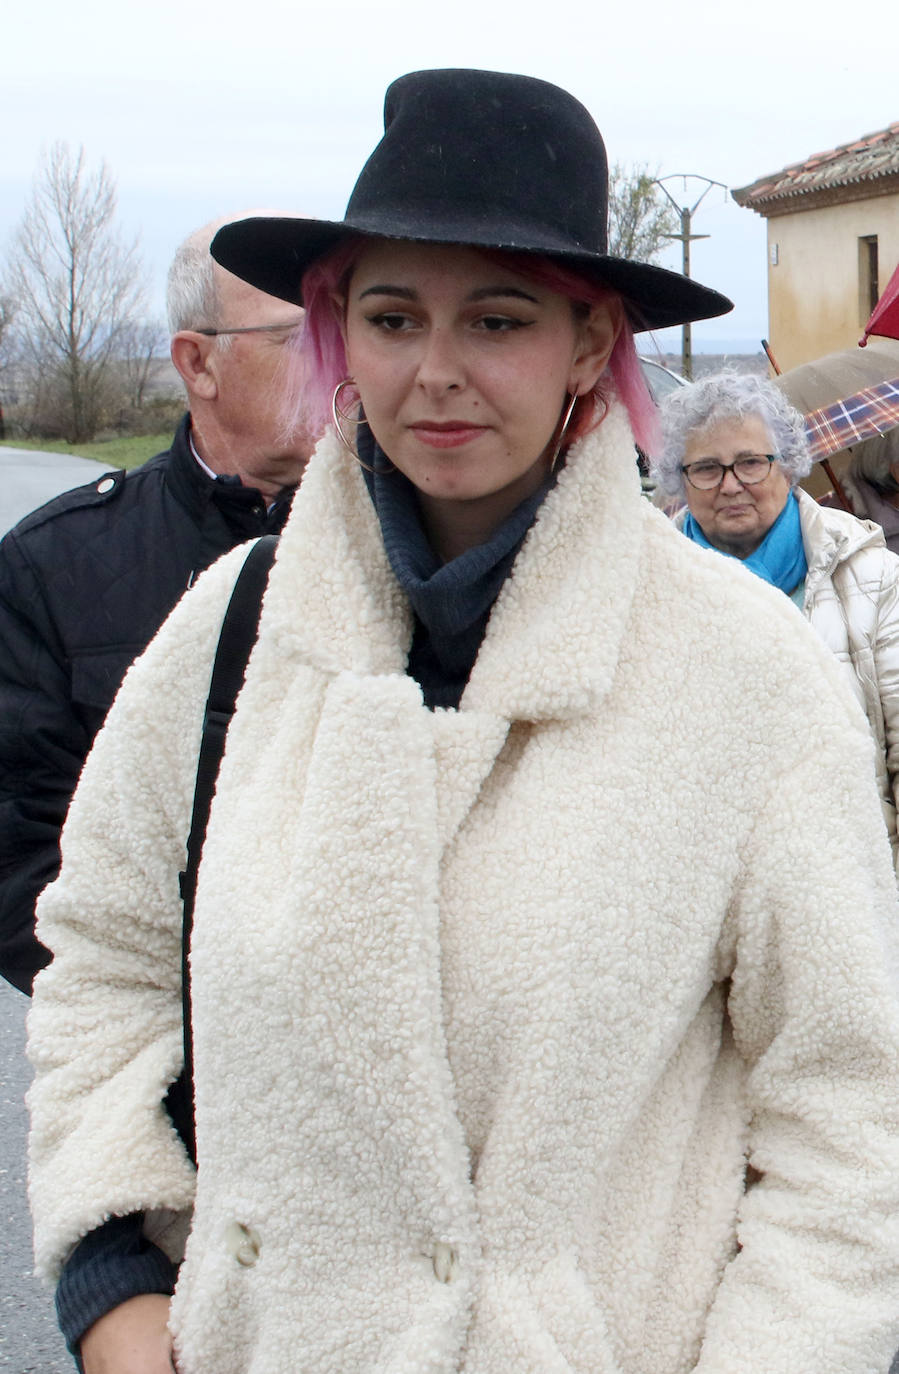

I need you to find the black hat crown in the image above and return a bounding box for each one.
[345,69,612,260]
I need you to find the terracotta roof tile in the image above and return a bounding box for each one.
[733,121,899,211]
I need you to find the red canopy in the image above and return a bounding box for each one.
[861,260,899,345]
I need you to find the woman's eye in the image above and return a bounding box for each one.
[475,315,530,332]
[367,312,414,332]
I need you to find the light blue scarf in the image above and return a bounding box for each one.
[683,491,808,595]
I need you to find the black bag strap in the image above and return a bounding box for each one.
[165,535,278,1164]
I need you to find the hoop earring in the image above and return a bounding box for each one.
[331,379,396,475]
[332,379,361,453]
[549,390,579,473]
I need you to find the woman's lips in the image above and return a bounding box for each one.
[409,421,489,449]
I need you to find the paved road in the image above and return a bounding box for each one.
[0,446,109,1369]
[0,447,111,537]
[0,981,70,1371]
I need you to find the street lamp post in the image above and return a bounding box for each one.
[652,176,727,380]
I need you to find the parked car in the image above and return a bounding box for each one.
[636,357,684,497]
[639,356,685,404]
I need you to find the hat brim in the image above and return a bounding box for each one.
[211,216,732,333]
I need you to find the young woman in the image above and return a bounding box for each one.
[28,70,899,1374]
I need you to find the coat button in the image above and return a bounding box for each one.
[96,477,116,494]
[431,1241,458,1284]
[224,1220,261,1267]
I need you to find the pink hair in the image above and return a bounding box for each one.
[284,234,659,455]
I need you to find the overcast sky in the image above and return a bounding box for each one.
[4,0,896,354]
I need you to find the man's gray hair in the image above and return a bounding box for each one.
[650,369,812,499]
[166,224,223,335]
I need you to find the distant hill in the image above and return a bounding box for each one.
[649,352,769,379]
[692,339,767,356]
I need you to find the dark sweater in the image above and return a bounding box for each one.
[359,426,554,708]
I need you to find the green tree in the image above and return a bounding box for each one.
[607,163,677,264]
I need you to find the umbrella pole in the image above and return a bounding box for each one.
[762,339,781,376]
[764,338,854,512]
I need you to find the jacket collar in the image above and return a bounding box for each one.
[166,413,297,526]
[264,404,646,723]
[165,414,222,518]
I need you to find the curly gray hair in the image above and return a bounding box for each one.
[650,369,812,499]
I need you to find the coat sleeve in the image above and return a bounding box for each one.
[26,544,252,1284]
[0,529,95,993]
[696,675,899,1373]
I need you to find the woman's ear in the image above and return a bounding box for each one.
[569,298,624,395]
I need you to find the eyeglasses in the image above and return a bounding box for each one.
[194,321,304,337]
[681,454,777,491]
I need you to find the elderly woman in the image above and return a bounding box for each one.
[653,369,899,868]
[27,71,899,1374]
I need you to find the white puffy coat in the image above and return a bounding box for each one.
[27,408,899,1374]
[798,488,899,862]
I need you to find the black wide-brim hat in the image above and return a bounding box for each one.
[211,68,732,333]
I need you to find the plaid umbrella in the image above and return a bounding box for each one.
[804,377,899,461]
[775,338,899,413]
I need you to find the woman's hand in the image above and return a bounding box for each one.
[80,1294,176,1373]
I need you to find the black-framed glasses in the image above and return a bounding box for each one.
[194,321,304,337]
[681,454,777,491]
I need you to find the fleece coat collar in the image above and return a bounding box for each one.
[267,407,644,722]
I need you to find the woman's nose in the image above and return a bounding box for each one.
[719,465,745,493]
[415,328,464,393]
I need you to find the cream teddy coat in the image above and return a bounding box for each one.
[27,406,899,1374]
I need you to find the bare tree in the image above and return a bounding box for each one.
[0,296,15,439]
[607,163,677,265]
[0,294,16,379]
[3,142,146,441]
[0,297,14,352]
[117,319,167,411]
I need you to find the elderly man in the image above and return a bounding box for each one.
[0,217,311,994]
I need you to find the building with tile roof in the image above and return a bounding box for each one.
[733,124,899,371]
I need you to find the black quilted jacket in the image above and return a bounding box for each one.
[0,416,294,993]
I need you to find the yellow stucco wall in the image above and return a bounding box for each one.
[766,196,899,372]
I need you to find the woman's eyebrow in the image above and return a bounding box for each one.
[356,284,541,304]
[467,286,540,304]
[357,284,416,301]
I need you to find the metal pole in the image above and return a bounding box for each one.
[682,207,692,380]
[652,175,726,381]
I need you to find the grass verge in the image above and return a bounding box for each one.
[0,434,171,471]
